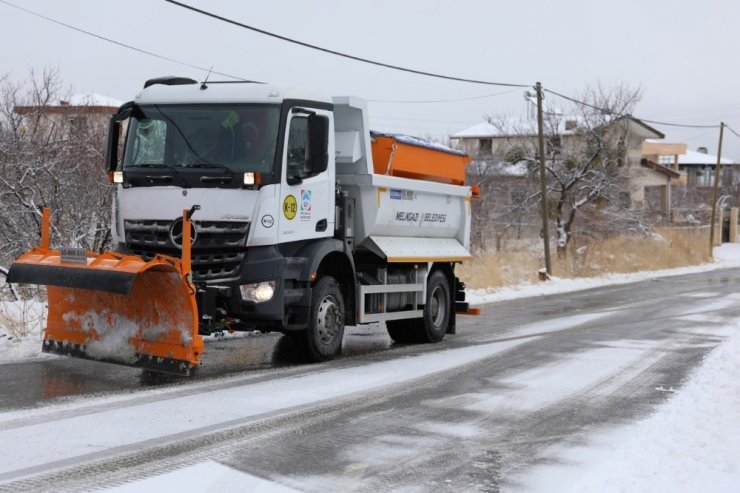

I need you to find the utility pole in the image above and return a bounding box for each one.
[709,122,725,258]
[535,82,552,277]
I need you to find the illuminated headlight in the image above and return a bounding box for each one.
[240,281,276,303]
[113,171,124,183]
[243,172,255,185]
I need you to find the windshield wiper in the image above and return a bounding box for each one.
[180,163,235,183]
[181,162,233,172]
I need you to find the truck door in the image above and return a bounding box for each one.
[278,108,334,243]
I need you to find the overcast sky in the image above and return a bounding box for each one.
[2,0,740,158]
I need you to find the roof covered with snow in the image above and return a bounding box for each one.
[678,149,736,165]
[449,121,501,139]
[63,93,124,108]
[451,115,663,140]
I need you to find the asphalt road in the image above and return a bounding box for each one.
[1,267,739,492]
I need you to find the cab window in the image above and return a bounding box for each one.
[287,116,308,179]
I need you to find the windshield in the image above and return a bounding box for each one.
[123,104,281,173]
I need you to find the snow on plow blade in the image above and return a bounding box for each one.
[7,209,204,376]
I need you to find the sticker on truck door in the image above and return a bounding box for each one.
[283,195,297,220]
[300,189,312,221]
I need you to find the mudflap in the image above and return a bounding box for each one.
[9,249,204,376]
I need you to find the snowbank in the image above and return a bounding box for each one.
[521,319,740,492]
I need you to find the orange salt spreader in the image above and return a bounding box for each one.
[370,132,469,185]
[7,207,204,376]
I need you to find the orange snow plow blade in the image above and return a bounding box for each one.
[7,209,203,376]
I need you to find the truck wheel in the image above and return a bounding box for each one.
[386,270,450,344]
[419,270,450,343]
[300,275,345,362]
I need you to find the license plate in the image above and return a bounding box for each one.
[59,247,88,264]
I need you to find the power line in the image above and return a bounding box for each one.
[725,125,740,140]
[681,128,721,142]
[367,88,522,104]
[640,101,740,120]
[544,88,721,129]
[164,0,530,89]
[636,117,720,130]
[0,0,251,82]
[370,115,477,125]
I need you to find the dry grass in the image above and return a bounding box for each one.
[0,300,47,338]
[459,227,711,289]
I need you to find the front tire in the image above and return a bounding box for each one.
[299,275,345,362]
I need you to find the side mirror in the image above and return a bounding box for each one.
[104,118,120,173]
[104,101,135,173]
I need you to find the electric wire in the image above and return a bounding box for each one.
[725,125,740,140]
[164,0,530,89]
[366,88,522,104]
[544,88,721,129]
[0,0,251,82]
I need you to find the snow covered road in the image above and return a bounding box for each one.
[1,264,740,492]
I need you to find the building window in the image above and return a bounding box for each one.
[68,117,85,137]
[478,138,492,156]
[547,136,561,155]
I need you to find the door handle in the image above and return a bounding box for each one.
[316,219,327,232]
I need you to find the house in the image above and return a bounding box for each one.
[13,93,122,139]
[451,114,679,214]
[677,147,737,187]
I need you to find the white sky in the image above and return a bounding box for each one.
[2,0,740,158]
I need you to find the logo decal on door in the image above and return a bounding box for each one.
[283,195,297,220]
[300,189,312,221]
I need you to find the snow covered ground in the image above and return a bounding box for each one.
[2,245,740,492]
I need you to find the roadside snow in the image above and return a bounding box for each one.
[519,318,740,493]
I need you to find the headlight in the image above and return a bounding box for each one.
[240,281,276,303]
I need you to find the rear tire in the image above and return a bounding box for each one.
[419,270,450,343]
[299,275,345,362]
[386,270,450,344]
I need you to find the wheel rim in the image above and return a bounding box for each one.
[316,295,342,344]
[430,285,446,329]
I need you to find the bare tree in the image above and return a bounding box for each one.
[478,84,646,252]
[547,85,644,250]
[0,68,113,275]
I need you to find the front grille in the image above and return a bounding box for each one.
[124,219,249,281]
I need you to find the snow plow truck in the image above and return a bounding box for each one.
[8,76,477,375]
